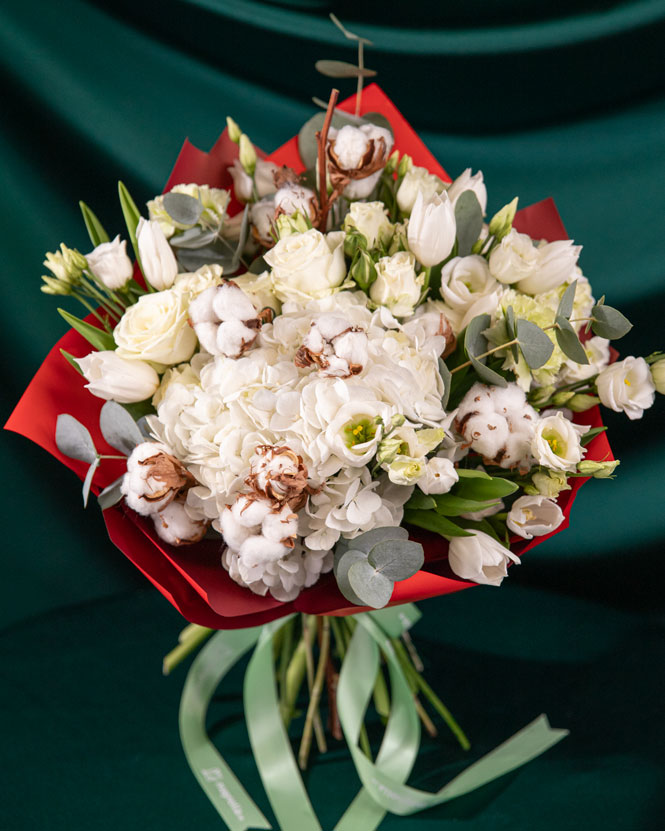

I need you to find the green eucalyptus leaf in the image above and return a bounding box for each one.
[79,201,110,247]
[58,308,116,352]
[347,561,394,609]
[555,315,589,364]
[334,548,368,605]
[350,526,409,556]
[464,313,491,362]
[99,401,144,456]
[170,228,219,249]
[433,493,502,516]
[406,490,437,511]
[162,193,203,226]
[438,358,452,409]
[469,354,508,387]
[118,181,142,266]
[361,113,393,135]
[591,303,633,339]
[556,280,577,320]
[82,457,101,508]
[97,476,125,511]
[175,239,236,273]
[403,509,474,538]
[368,539,424,581]
[505,305,520,362]
[516,318,554,369]
[56,414,98,463]
[454,191,483,257]
[315,60,377,79]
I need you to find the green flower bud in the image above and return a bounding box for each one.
[397,154,413,178]
[349,249,377,292]
[566,393,601,412]
[388,222,409,256]
[43,244,86,289]
[376,436,403,466]
[275,211,310,239]
[650,358,665,394]
[344,229,368,259]
[40,275,72,296]
[226,116,242,144]
[488,196,518,241]
[529,469,571,498]
[389,414,406,429]
[384,150,400,175]
[528,384,556,408]
[238,134,256,176]
[577,459,620,478]
[551,391,575,406]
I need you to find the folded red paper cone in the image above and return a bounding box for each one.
[5,85,612,628]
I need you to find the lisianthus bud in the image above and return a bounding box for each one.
[350,249,377,292]
[238,134,257,176]
[77,350,160,403]
[86,236,133,290]
[651,358,665,394]
[136,218,178,290]
[397,154,413,178]
[488,197,518,241]
[566,393,600,412]
[577,459,620,478]
[524,469,570,497]
[528,385,556,408]
[42,244,86,292]
[226,116,242,143]
[384,150,400,175]
[407,191,456,268]
[275,212,310,239]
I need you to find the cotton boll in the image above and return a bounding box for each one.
[262,505,298,545]
[463,414,510,459]
[193,321,220,355]
[219,507,253,550]
[153,500,208,545]
[334,330,369,368]
[216,319,258,358]
[239,534,290,564]
[212,282,257,322]
[316,314,349,340]
[189,286,218,325]
[231,495,273,528]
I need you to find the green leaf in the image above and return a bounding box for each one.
[315,60,377,79]
[580,425,607,446]
[79,201,110,247]
[456,468,492,480]
[505,305,519,362]
[403,509,473,538]
[162,192,203,226]
[57,308,116,352]
[170,228,219,249]
[60,349,84,376]
[175,208,248,275]
[453,475,518,501]
[118,181,142,266]
[406,490,437,511]
[438,358,452,409]
[97,476,125,511]
[555,315,589,364]
[368,539,424,582]
[349,526,409,556]
[591,303,633,339]
[56,414,97,463]
[454,191,483,257]
[464,313,491,362]
[99,401,143,455]
[516,318,554,369]
[433,493,502,516]
[82,457,101,508]
[556,280,577,320]
[335,549,372,606]
[347,561,394,609]
[469,354,508,387]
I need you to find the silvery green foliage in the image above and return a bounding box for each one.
[55,414,97,463]
[99,401,144,455]
[454,191,483,257]
[162,192,203,226]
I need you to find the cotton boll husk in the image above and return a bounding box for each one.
[153,500,208,545]
[212,282,257,322]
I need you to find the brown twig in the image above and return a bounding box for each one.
[325,657,343,740]
[316,88,339,232]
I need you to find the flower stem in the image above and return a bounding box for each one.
[451,337,520,374]
[281,634,307,728]
[303,615,327,755]
[298,616,330,770]
[73,293,113,332]
[162,625,213,675]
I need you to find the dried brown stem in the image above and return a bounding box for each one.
[316,88,339,232]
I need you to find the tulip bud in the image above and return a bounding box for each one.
[577,459,620,478]
[397,154,413,178]
[384,150,400,175]
[77,350,160,403]
[349,249,377,292]
[488,197,518,241]
[407,191,456,268]
[650,358,665,394]
[226,116,242,144]
[239,134,257,176]
[136,218,178,290]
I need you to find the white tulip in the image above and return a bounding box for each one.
[506,495,564,539]
[448,530,520,587]
[407,191,456,268]
[531,412,587,471]
[446,168,487,215]
[86,236,133,290]
[77,350,160,403]
[136,218,178,290]
[596,356,656,420]
[396,166,446,215]
[369,251,423,317]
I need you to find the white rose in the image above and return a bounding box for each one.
[531,412,587,471]
[136,218,178,290]
[596,356,656,420]
[489,229,538,285]
[343,201,393,249]
[115,289,197,365]
[229,158,278,202]
[77,350,160,403]
[86,236,133,290]
[396,166,446,215]
[265,229,347,303]
[506,495,564,539]
[173,264,223,299]
[446,168,487,215]
[369,251,422,317]
[516,239,581,295]
[440,255,498,312]
[407,191,456,268]
[418,457,459,494]
[448,530,520,587]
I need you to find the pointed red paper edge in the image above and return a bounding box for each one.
[5,86,611,627]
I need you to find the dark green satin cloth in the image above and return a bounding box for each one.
[1,1,664,828]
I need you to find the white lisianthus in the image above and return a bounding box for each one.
[343,201,393,249]
[559,335,610,384]
[440,255,498,313]
[114,289,197,365]
[516,239,581,295]
[136,218,178,290]
[446,168,487,215]
[489,228,538,285]
[76,350,160,403]
[86,236,133,290]
[229,158,279,202]
[396,166,446,215]
[147,184,231,238]
[325,400,393,468]
[448,531,520,587]
[506,495,564,539]
[173,264,224,299]
[386,455,426,485]
[418,456,459,494]
[531,412,587,471]
[596,356,656,420]
[407,191,456,268]
[369,251,422,317]
[265,229,347,303]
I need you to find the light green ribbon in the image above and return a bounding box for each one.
[179,606,568,831]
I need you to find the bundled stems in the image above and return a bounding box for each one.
[298,616,330,769]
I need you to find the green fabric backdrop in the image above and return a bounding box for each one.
[2,1,664,828]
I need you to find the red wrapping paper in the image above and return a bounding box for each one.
[5,86,612,627]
